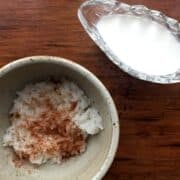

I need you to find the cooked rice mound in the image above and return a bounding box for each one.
[3,79,103,165]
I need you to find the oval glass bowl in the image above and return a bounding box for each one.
[78,0,180,84]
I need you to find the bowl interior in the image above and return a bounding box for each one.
[0,57,119,180]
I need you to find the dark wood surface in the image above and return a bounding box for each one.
[0,0,180,179]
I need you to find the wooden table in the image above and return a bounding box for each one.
[0,0,180,179]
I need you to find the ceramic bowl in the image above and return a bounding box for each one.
[0,56,119,180]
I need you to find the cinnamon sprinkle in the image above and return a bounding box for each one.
[15,99,86,164]
[3,80,103,167]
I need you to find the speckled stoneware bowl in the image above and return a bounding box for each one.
[78,0,180,84]
[0,56,119,180]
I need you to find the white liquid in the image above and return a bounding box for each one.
[97,14,180,75]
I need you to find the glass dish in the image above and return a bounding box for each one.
[78,0,180,84]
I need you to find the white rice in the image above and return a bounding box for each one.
[3,79,103,165]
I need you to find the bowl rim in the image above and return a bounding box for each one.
[0,55,120,180]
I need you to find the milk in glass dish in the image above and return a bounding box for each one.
[97,14,180,76]
[78,0,180,83]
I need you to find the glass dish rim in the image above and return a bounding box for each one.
[78,0,180,84]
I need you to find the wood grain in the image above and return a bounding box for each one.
[0,0,180,179]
